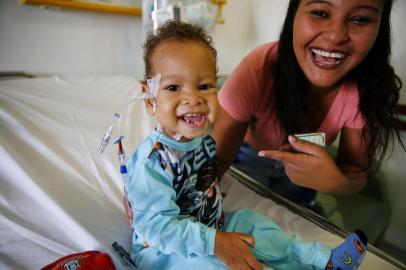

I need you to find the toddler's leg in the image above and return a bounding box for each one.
[224,209,330,270]
[325,230,367,270]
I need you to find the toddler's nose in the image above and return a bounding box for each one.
[181,92,204,106]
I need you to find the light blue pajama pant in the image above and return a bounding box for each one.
[132,209,331,270]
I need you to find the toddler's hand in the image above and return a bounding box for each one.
[215,231,263,270]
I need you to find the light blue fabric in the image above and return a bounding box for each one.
[125,131,331,269]
[225,209,330,270]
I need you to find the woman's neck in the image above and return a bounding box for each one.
[307,80,342,98]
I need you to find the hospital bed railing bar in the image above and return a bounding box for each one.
[0,71,35,78]
[227,166,406,270]
[227,166,349,236]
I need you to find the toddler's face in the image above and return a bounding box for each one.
[293,0,382,92]
[146,40,218,141]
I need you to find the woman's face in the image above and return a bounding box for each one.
[293,0,383,92]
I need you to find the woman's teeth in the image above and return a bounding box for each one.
[312,49,345,65]
[312,49,345,59]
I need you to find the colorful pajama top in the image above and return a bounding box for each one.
[125,130,223,258]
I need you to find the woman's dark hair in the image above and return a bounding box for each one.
[273,0,404,171]
[143,20,217,79]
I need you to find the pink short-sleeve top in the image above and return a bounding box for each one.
[218,42,365,150]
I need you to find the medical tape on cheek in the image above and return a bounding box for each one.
[148,74,160,112]
[136,74,161,101]
[147,74,161,98]
[135,74,161,113]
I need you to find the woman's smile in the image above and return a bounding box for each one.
[310,47,348,69]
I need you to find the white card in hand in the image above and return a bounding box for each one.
[294,132,326,147]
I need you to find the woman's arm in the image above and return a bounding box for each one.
[335,127,369,194]
[212,107,248,177]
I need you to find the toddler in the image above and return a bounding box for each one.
[124,20,368,270]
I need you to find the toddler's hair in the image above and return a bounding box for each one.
[143,20,217,78]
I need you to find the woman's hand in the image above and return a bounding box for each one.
[215,231,263,270]
[258,135,350,194]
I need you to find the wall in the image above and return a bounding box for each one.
[391,0,406,104]
[210,0,287,75]
[0,0,144,76]
[0,0,254,78]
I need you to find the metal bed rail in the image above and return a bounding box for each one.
[0,71,35,79]
[227,166,406,270]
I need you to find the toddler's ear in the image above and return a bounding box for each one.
[141,82,155,116]
[145,98,155,116]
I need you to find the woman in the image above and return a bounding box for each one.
[213,0,404,207]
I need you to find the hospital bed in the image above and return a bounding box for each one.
[0,73,404,270]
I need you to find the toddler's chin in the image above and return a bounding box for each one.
[181,129,209,141]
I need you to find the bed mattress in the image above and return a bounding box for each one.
[0,76,402,269]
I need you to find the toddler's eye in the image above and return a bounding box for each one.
[199,84,213,91]
[311,10,329,19]
[165,85,179,92]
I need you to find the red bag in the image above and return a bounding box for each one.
[41,250,116,270]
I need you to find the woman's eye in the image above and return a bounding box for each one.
[350,16,373,25]
[199,84,212,91]
[310,10,329,19]
[165,85,179,91]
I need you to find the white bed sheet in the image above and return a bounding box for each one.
[0,76,401,270]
